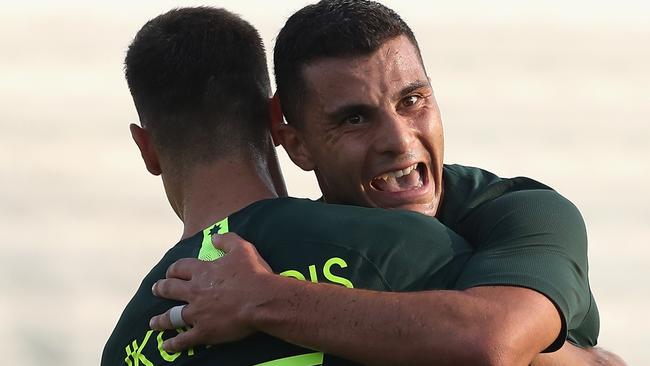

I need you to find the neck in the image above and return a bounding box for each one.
[173,156,279,239]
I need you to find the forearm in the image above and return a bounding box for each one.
[247,275,557,366]
[151,236,562,364]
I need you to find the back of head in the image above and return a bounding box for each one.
[274,0,421,127]
[125,7,271,167]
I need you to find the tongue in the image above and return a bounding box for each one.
[373,169,422,192]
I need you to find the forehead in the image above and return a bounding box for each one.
[301,36,428,114]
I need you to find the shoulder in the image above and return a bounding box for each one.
[441,164,548,225]
[101,238,201,365]
[442,164,578,228]
[445,166,597,346]
[472,189,586,248]
[231,197,472,291]
[453,189,594,347]
[238,197,447,237]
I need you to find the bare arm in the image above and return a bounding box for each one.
[151,233,560,366]
[250,277,558,365]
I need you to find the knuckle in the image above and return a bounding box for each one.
[197,268,212,281]
[240,242,257,256]
[181,305,193,320]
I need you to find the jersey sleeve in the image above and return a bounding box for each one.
[452,189,596,351]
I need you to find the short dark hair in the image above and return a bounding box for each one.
[125,7,271,164]
[274,0,422,127]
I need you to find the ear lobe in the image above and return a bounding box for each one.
[130,123,162,176]
[269,93,284,147]
[276,124,316,172]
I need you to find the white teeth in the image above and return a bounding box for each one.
[374,164,418,181]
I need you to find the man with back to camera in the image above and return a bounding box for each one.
[149,1,624,365]
[101,6,492,366]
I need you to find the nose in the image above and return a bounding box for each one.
[372,111,416,156]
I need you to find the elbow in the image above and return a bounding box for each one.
[395,336,514,366]
[465,332,533,366]
[414,333,526,366]
[471,340,517,366]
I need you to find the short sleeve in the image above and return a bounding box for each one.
[453,189,595,351]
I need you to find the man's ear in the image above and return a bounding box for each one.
[276,123,316,172]
[269,93,284,147]
[129,123,162,176]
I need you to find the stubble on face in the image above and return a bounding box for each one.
[295,36,445,217]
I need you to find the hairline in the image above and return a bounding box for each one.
[287,35,427,130]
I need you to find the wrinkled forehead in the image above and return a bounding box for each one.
[300,36,429,116]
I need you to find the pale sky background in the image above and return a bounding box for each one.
[1,1,648,365]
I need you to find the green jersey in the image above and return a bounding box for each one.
[102,164,599,365]
[439,164,598,349]
[102,197,473,366]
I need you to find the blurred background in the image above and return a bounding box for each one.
[1,0,648,364]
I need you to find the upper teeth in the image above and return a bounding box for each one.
[377,164,418,181]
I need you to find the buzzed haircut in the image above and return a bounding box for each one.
[125,7,272,164]
[274,0,423,127]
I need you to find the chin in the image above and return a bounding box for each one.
[384,201,436,217]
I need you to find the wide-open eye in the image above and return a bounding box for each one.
[401,95,420,107]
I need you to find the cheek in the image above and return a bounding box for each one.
[312,129,371,184]
[322,146,365,185]
[414,110,444,156]
[420,108,442,137]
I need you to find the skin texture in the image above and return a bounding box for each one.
[147,36,622,365]
[278,36,443,217]
[130,123,282,239]
[151,233,561,366]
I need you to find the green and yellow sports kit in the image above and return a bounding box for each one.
[102,197,473,366]
[439,164,598,349]
[102,164,598,366]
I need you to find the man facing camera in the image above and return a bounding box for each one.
[102,6,477,366]
[149,1,623,365]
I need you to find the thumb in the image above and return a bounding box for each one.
[211,232,243,253]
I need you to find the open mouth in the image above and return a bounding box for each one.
[370,163,427,192]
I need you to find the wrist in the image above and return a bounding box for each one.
[239,272,295,332]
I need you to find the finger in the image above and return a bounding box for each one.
[212,232,246,253]
[149,304,190,331]
[259,256,273,273]
[166,258,203,280]
[152,278,193,301]
[162,328,200,353]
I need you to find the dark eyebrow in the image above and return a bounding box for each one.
[396,79,432,99]
[325,104,375,123]
[324,80,432,122]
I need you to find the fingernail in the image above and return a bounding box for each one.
[149,317,155,329]
[151,282,157,294]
